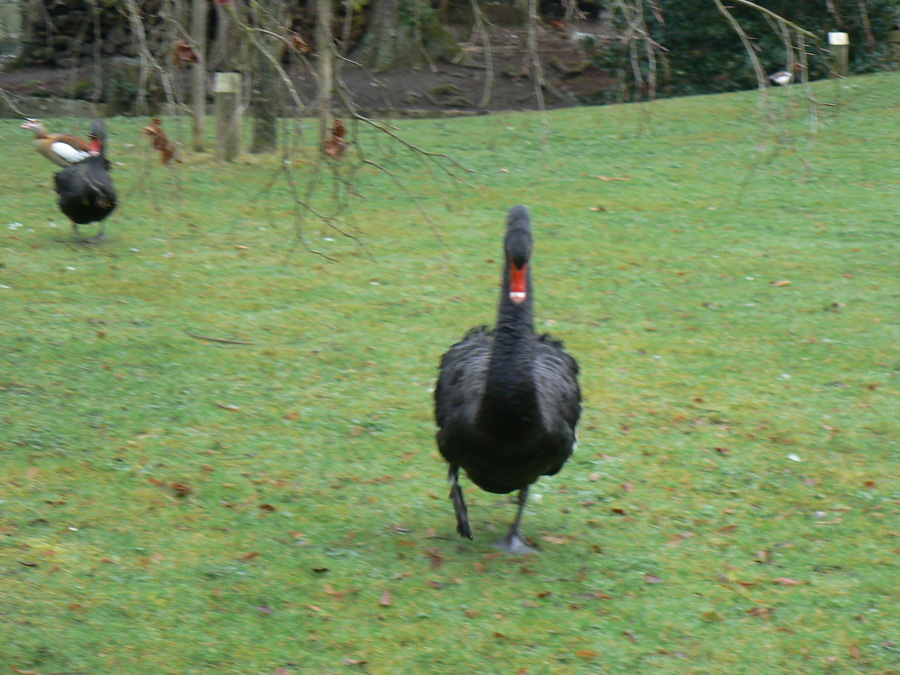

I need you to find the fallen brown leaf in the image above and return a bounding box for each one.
[542,535,571,544]
[379,591,393,606]
[426,546,444,569]
[324,584,359,599]
[170,482,191,497]
[238,551,261,561]
[644,574,663,584]
[771,577,805,586]
[144,117,183,165]
[323,119,348,160]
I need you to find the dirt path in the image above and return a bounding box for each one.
[0,26,613,118]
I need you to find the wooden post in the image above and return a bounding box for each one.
[828,32,849,77]
[190,0,208,151]
[214,72,242,162]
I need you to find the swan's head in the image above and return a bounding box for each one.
[87,119,106,155]
[504,205,532,304]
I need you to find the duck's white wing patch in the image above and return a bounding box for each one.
[51,141,91,164]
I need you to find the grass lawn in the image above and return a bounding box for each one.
[1,72,898,674]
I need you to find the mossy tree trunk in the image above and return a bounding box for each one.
[316,0,334,143]
[250,40,280,153]
[352,0,462,72]
[190,0,207,151]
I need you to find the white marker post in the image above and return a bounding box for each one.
[828,32,849,77]
[214,72,242,162]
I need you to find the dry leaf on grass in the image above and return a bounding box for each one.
[144,117,183,165]
[323,120,348,160]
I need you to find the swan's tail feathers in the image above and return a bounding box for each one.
[494,486,540,554]
[448,466,473,540]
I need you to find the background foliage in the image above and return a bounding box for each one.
[596,0,900,98]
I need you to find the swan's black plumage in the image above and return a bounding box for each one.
[54,119,117,243]
[434,205,581,552]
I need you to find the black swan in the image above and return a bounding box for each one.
[54,119,117,244]
[434,205,581,553]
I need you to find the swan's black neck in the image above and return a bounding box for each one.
[478,206,540,432]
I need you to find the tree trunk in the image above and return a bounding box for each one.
[250,40,280,153]
[352,0,462,71]
[316,0,334,142]
[190,0,208,151]
[250,1,287,153]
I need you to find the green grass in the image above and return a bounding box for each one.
[1,73,898,674]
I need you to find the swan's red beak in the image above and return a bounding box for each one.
[509,263,527,304]
[89,138,102,155]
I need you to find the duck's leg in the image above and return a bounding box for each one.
[448,465,472,539]
[494,485,539,554]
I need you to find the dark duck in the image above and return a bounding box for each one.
[434,205,581,553]
[54,119,117,244]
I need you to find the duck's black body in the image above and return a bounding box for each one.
[434,205,581,552]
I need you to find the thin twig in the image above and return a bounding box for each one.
[187,332,256,345]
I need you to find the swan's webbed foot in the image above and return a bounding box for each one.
[493,528,539,554]
[448,466,473,540]
[493,486,539,554]
[73,224,106,245]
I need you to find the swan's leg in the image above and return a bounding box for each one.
[87,222,106,244]
[494,485,539,554]
[448,465,473,539]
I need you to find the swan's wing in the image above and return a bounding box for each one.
[534,334,582,441]
[434,326,492,437]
